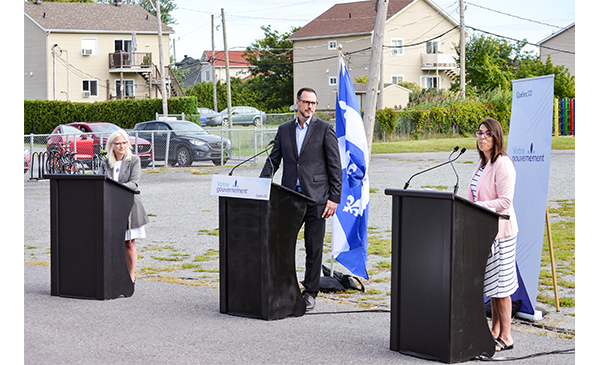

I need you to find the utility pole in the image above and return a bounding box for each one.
[211,14,218,112]
[222,8,232,127]
[157,0,168,115]
[459,0,466,98]
[172,38,177,68]
[364,0,388,160]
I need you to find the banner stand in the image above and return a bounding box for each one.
[545,203,561,312]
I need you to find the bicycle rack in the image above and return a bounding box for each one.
[29,151,51,180]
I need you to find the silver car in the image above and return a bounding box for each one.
[205,106,267,128]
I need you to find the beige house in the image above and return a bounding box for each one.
[538,23,575,77]
[24,1,180,102]
[289,0,460,110]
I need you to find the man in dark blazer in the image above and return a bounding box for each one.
[260,87,342,310]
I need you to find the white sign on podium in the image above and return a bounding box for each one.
[211,175,271,201]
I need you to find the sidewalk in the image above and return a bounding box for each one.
[25,264,574,364]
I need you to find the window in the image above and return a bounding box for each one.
[115,79,134,98]
[81,38,97,56]
[391,75,404,85]
[421,76,439,89]
[82,79,98,97]
[114,39,133,52]
[328,40,338,50]
[426,40,440,54]
[390,38,404,56]
[329,76,338,86]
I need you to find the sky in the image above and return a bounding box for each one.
[169,0,575,61]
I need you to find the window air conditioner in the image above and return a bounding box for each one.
[81,49,93,56]
[82,91,91,97]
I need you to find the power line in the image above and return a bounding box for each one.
[465,2,566,30]
[466,26,575,55]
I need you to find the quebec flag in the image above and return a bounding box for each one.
[331,54,370,280]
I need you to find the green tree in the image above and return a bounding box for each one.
[514,55,575,99]
[243,25,300,111]
[457,33,527,92]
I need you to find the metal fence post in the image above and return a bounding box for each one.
[151,132,156,168]
[253,129,258,164]
[165,130,171,167]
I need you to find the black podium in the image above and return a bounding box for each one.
[384,189,501,363]
[49,174,136,300]
[219,182,314,320]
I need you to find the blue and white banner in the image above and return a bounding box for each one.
[331,54,370,279]
[506,75,554,317]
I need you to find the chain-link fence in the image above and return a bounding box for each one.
[24,126,278,180]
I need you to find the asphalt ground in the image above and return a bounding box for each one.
[23,150,577,364]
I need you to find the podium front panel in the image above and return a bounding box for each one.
[49,175,135,300]
[219,183,308,320]
[221,198,266,317]
[396,195,452,360]
[386,189,498,363]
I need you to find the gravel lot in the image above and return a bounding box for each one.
[24,149,575,336]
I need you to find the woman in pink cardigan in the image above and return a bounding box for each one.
[467,118,518,352]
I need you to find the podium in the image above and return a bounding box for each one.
[219,182,313,320]
[384,189,501,363]
[48,174,136,300]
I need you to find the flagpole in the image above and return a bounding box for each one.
[330,49,345,278]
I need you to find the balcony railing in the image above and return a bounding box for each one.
[421,53,457,70]
[108,52,152,70]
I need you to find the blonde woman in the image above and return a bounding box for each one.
[99,129,149,283]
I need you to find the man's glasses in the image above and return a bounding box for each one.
[474,130,494,138]
[299,99,318,107]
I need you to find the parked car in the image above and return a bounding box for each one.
[66,122,153,167]
[197,107,220,126]
[47,125,95,162]
[132,120,232,166]
[204,106,267,128]
[24,147,30,174]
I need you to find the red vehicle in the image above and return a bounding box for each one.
[24,147,31,174]
[47,125,96,162]
[65,122,153,167]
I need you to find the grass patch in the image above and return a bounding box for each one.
[421,185,449,191]
[140,244,175,252]
[194,248,219,262]
[537,199,575,309]
[368,236,391,257]
[198,229,219,236]
[371,136,574,154]
[375,261,391,270]
[151,253,190,261]
[191,170,217,175]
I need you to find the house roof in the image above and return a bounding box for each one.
[288,0,456,41]
[537,22,575,45]
[289,0,414,40]
[202,51,253,68]
[24,2,174,34]
[353,83,412,93]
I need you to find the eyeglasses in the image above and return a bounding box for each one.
[474,130,494,138]
[298,99,318,107]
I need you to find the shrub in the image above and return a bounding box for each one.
[24,97,198,134]
[375,108,399,136]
